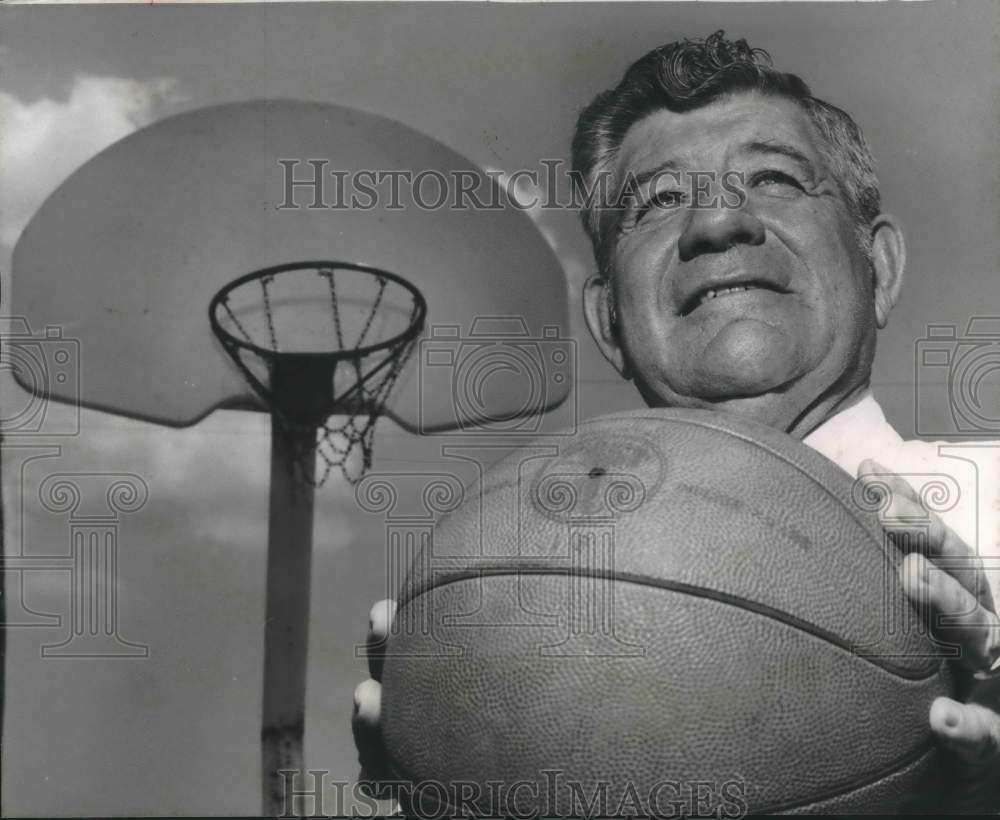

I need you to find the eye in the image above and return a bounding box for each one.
[637,188,686,221]
[751,170,804,195]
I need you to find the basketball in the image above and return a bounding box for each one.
[380,408,952,815]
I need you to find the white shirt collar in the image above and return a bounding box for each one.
[801,389,904,479]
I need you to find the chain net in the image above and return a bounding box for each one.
[211,263,424,485]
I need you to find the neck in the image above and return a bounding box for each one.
[785,381,871,440]
[634,365,876,440]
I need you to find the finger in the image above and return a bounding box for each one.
[857,460,993,610]
[974,653,1000,683]
[369,599,398,640]
[367,599,397,682]
[930,697,1000,767]
[353,678,393,792]
[353,678,382,727]
[901,553,1000,673]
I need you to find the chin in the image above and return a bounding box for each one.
[686,368,801,400]
[667,352,813,403]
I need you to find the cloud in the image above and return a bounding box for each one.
[51,409,356,547]
[0,74,180,248]
[7,407,361,573]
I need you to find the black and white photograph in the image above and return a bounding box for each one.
[0,0,997,816]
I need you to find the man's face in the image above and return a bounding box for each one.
[598,92,878,433]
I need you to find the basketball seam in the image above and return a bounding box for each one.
[399,567,941,681]
[619,414,943,675]
[463,413,929,675]
[387,412,941,812]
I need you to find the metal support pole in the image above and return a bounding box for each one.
[261,415,317,817]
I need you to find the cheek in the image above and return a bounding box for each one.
[612,228,677,305]
[779,209,867,306]
[612,250,658,317]
[801,260,874,364]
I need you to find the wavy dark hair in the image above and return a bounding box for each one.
[572,31,880,274]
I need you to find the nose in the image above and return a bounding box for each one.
[677,200,765,262]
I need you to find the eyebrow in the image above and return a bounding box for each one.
[742,140,817,176]
[630,159,682,190]
[628,140,817,192]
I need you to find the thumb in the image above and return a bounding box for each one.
[930,697,1000,766]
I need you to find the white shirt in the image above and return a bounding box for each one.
[803,390,1000,603]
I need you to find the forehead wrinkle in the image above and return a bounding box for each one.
[617,101,824,185]
[615,135,690,189]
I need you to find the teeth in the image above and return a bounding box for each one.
[697,284,756,306]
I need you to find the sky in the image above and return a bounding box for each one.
[0,1,996,815]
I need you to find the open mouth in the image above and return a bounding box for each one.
[680,280,789,316]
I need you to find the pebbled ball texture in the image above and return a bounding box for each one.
[381,408,953,815]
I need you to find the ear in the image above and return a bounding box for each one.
[583,274,631,379]
[869,214,906,329]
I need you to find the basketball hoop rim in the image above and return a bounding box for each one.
[208,260,428,362]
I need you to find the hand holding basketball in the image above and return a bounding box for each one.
[858,460,1000,810]
[352,599,396,790]
[349,446,1000,812]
